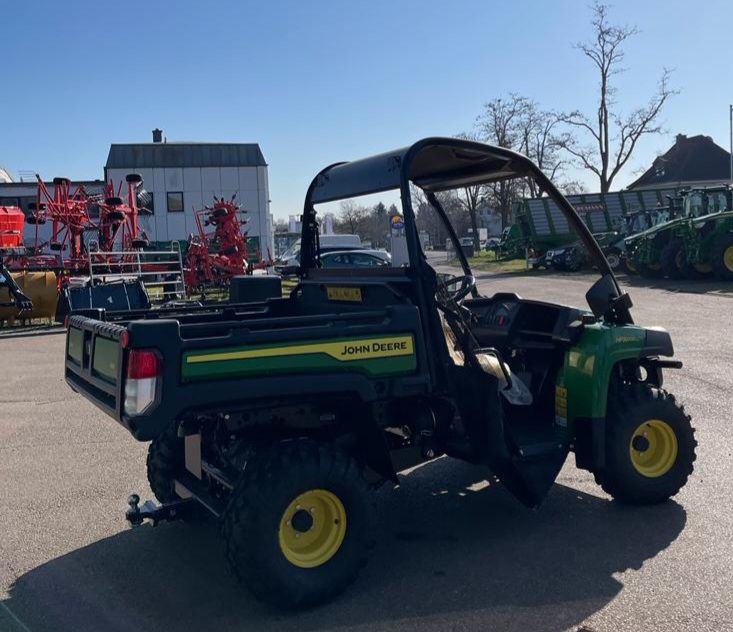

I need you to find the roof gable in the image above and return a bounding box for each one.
[629,134,731,189]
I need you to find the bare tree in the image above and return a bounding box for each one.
[335,200,368,234]
[558,2,677,192]
[455,132,487,249]
[476,96,532,228]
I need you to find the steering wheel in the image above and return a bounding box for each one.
[436,274,476,304]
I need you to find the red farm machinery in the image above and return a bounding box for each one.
[184,194,271,296]
[1,174,166,324]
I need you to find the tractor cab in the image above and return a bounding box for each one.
[298,138,664,506]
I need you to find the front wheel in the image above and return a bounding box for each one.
[596,386,696,505]
[222,440,375,609]
[711,233,733,280]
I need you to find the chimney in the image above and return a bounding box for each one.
[675,134,687,144]
[152,128,163,143]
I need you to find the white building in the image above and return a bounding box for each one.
[104,131,273,256]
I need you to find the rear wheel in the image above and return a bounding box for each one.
[637,261,663,278]
[222,439,374,609]
[597,386,696,504]
[147,423,186,503]
[711,233,733,280]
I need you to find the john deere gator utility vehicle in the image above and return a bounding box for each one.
[626,187,732,279]
[64,138,696,609]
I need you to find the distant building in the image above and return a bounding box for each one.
[105,131,273,256]
[629,134,732,190]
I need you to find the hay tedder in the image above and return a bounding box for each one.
[184,195,271,296]
[1,174,157,323]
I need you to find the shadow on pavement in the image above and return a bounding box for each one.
[618,273,733,297]
[2,458,686,632]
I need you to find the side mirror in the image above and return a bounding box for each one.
[585,274,620,319]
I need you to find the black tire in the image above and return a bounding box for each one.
[131,238,149,249]
[596,385,696,505]
[211,208,228,219]
[660,239,686,279]
[711,232,733,281]
[619,255,636,275]
[26,216,45,225]
[53,176,70,185]
[105,197,123,207]
[49,242,63,251]
[147,423,185,504]
[604,249,621,272]
[125,173,143,184]
[222,440,375,609]
[637,261,663,278]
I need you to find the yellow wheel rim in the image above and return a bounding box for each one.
[723,245,733,272]
[694,262,713,274]
[629,419,678,478]
[278,489,346,568]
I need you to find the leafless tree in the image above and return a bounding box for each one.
[557,2,678,192]
[335,200,369,235]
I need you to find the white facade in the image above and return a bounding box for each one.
[104,165,272,256]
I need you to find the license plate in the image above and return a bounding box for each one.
[326,286,362,302]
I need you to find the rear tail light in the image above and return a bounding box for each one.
[123,349,161,416]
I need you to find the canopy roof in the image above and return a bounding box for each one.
[309,138,531,204]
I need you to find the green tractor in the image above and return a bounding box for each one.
[627,187,732,279]
[664,187,733,279]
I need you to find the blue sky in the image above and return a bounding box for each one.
[2,0,731,219]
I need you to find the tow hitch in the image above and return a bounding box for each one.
[125,493,196,527]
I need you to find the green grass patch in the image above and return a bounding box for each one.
[452,250,528,274]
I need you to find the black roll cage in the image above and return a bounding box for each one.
[298,137,631,324]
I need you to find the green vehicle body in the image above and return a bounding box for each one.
[627,187,733,276]
[499,188,679,261]
[62,138,693,610]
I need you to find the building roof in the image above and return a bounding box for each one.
[105,142,267,170]
[629,134,731,189]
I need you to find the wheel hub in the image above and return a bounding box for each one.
[278,489,347,568]
[629,419,678,478]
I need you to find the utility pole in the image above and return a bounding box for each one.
[730,104,733,184]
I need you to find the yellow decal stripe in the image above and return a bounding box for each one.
[186,335,415,364]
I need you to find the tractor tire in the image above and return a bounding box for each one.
[604,249,621,272]
[131,238,149,249]
[660,239,686,279]
[25,216,45,225]
[105,197,123,207]
[619,255,637,275]
[49,242,63,251]
[711,233,733,281]
[211,208,228,219]
[222,439,375,609]
[596,385,696,505]
[53,177,70,185]
[125,173,143,184]
[637,261,663,279]
[146,422,196,508]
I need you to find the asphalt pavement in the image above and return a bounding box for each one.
[1,268,731,632]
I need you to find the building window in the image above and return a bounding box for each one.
[167,192,184,213]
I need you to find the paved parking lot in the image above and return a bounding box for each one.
[1,272,732,632]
